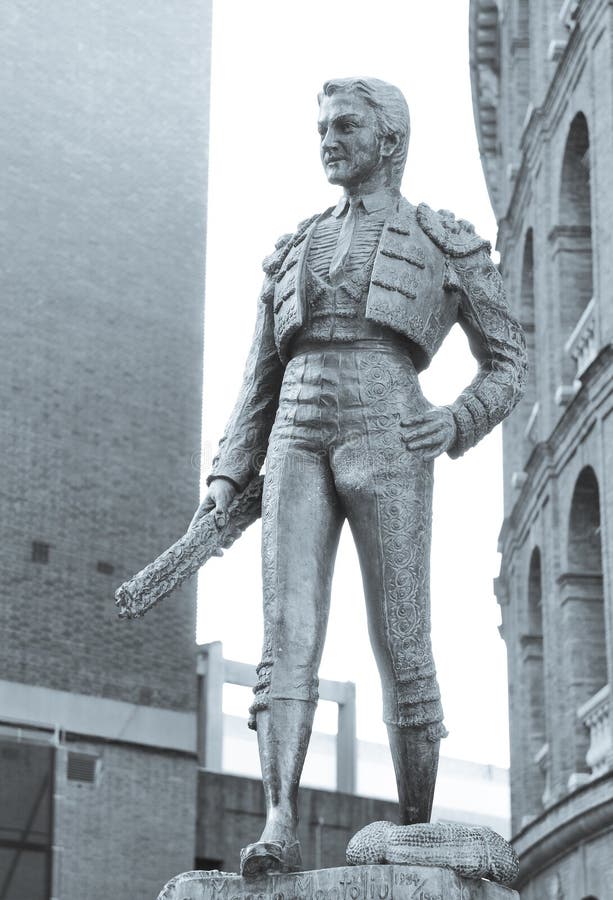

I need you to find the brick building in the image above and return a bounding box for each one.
[470,0,613,894]
[0,2,212,897]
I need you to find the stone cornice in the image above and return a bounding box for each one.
[512,769,613,888]
[510,36,530,54]
[556,571,604,588]
[469,0,502,218]
[547,224,592,243]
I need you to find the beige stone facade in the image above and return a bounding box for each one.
[470,0,613,895]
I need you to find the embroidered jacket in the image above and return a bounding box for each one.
[208,197,527,488]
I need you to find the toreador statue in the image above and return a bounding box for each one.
[191,77,527,877]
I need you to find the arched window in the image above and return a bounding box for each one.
[528,547,544,638]
[520,228,536,410]
[560,114,591,230]
[471,0,501,214]
[503,228,537,476]
[514,0,531,135]
[556,113,593,385]
[568,466,602,574]
[560,466,607,775]
[522,547,547,812]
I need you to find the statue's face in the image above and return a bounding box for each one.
[318,92,385,189]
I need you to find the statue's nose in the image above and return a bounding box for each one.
[321,129,338,151]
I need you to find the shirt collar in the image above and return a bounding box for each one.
[331,187,400,218]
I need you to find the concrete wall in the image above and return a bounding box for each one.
[197,772,400,874]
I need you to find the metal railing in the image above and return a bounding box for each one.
[559,0,580,29]
[535,741,553,806]
[564,296,599,383]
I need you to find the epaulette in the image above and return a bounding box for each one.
[416,203,491,257]
[262,213,320,276]
[262,233,293,276]
[295,214,320,234]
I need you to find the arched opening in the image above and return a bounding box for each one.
[517,0,530,34]
[521,229,535,350]
[520,229,537,426]
[556,113,593,385]
[560,114,591,230]
[560,466,607,775]
[568,466,602,574]
[521,547,547,812]
[503,229,537,481]
[528,548,544,638]
[513,0,531,136]
[471,0,502,214]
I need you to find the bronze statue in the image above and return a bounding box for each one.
[190,77,527,877]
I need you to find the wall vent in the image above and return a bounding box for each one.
[67,751,98,783]
[31,541,50,564]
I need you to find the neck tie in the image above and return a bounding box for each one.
[329,198,360,280]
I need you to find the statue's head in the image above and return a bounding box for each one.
[317,77,410,192]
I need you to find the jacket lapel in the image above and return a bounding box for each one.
[274,214,322,363]
[366,198,428,334]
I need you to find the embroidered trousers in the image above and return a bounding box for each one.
[249,342,446,740]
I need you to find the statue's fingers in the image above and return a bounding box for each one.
[400,414,427,429]
[214,507,228,530]
[401,407,440,426]
[190,498,215,528]
[220,527,242,548]
[401,421,441,441]
[421,447,443,461]
[404,434,443,451]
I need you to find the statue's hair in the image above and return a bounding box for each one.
[319,77,410,184]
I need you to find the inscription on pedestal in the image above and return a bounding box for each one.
[157,865,519,900]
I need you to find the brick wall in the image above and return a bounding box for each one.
[0,0,212,711]
[54,740,197,900]
[0,3,211,898]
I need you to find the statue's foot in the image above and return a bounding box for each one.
[239,839,302,877]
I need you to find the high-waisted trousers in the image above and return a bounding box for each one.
[249,341,446,741]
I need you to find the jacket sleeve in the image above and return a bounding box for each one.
[206,250,287,489]
[446,248,528,459]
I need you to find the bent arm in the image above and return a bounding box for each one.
[207,280,284,489]
[446,249,528,459]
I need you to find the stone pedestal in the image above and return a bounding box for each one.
[157,865,519,900]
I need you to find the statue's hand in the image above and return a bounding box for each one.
[400,406,457,461]
[190,477,239,531]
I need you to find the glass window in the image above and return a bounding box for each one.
[0,740,54,900]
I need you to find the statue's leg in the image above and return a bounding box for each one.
[245,403,343,871]
[385,723,440,823]
[334,349,446,825]
[255,699,316,846]
[343,469,442,823]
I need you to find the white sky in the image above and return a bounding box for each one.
[197,0,510,768]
